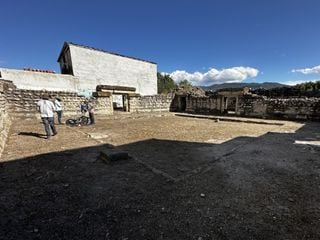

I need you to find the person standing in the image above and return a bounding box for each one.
[54,97,63,124]
[80,100,88,115]
[37,94,57,139]
[87,99,95,124]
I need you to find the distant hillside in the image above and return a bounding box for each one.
[202,82,287,91]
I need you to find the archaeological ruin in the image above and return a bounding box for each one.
[0,42,320,158]
[1,43,320,240]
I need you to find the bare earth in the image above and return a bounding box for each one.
[0,112,319,239]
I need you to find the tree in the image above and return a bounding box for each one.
[157,73,177,94]
[178,79,193,91]
[295,81,320,92]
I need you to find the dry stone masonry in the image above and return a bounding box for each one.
[0,81,12,158]
[181,92,320,120]
[129,94,174,113]
[1,80,320,160]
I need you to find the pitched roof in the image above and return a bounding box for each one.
[57,42,157,65]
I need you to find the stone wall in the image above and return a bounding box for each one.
[129,94,174,113]
[0,85,11,158]
[5,89,113,117]
[179,94,320,120]
[264,98,320,120]
[185,96,220,114]
[238,95,267,117]
[238,95,320,120]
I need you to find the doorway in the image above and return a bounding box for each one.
[224,97,237,114]
[112,94,128,111]
[180,96,187,111]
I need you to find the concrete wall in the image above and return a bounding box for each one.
[0,68,80,92]
[68,44,157,96]
[129,94,174,113]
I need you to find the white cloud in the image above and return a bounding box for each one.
[283,79,319,86]
[163,66,259,86]
[292,65,320,74]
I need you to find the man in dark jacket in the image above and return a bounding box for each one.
[87,100,95,124]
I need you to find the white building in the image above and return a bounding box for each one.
[58,42,157,95]
[0,42,158,95]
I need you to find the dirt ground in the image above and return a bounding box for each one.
[0,112,319,239]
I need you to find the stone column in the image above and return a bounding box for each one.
[235,96,239,114]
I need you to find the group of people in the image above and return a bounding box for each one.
[36,95,62,139]
[37,95,95,139]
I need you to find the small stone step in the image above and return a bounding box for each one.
[99,149,129,163]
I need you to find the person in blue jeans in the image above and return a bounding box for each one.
[37,94,57,139]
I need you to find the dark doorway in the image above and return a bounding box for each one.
[226,97,236,114]
[180,97,187,111]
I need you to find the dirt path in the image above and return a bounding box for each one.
[1,117,99,162]
[0,113,319,240]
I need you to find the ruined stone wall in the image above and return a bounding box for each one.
[0,86,11,158]
[185,96,220,114]
[5,89,113,117]
[237,95,320,120]
[264,98,320,120]
[238,95,267,117]
[129,94,174,113]
[181,94,320,120]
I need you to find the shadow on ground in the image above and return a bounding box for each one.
[18,132,47,139]
[0,123,319,240]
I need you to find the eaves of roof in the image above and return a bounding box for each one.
[57,42,157,65]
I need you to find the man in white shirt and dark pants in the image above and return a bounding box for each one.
[37,94,57,139]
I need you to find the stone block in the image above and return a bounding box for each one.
[99,149,129,163]
[92,91,112,97]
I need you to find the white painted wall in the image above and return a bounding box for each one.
[0,68,80,92]
[69,44,157,95]
[112,94,123,107]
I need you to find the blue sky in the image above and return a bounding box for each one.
[1,0,320,86]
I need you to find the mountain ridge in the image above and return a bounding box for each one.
[202,82,287,91]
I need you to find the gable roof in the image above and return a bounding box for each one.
[57,42,157,65]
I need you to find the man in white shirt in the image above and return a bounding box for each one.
[37,95,57,139]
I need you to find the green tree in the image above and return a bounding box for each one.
[178,79,193,91]
[178,79,192,87]
[295,81,320,91]
[157,73,177,94]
